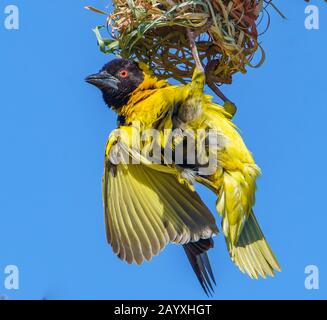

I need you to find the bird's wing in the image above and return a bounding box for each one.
[102,161,219,265]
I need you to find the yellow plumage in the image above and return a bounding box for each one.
[104,64,281,279]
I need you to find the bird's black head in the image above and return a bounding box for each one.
[86,59,144,109]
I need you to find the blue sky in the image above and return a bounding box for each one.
[0,0,326,300]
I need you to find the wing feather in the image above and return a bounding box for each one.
[124,164,173,255]
[103,163,219,264]
[123,171,156,261]
[113,170,136,263]
[117,168,145,264]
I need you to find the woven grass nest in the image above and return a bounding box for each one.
[87,0,282,97]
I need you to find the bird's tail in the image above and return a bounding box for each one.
[215,165,281,279]
[183,238,216,296]
[226,211,281,279]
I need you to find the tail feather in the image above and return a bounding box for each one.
[183,238,216,296]
[227,211,281,279]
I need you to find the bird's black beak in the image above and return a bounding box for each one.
[85,71,120,90]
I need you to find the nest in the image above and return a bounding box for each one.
[87,0,281,92]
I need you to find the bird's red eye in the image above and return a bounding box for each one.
[119,70,129,78]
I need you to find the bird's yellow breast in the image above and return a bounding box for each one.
[119,75,178,128]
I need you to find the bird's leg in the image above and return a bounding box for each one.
[205,61,237,117]
[187,29,204,74]
[187,29,237,117]
[207,82,227,102]
[209,82,237,117]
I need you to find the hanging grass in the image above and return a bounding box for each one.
[86,0,283,93]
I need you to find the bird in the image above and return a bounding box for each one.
[86,58,281,295]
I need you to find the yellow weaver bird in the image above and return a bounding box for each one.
[86,58,281,295]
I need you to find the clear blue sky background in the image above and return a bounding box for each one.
[0,0,326,300]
